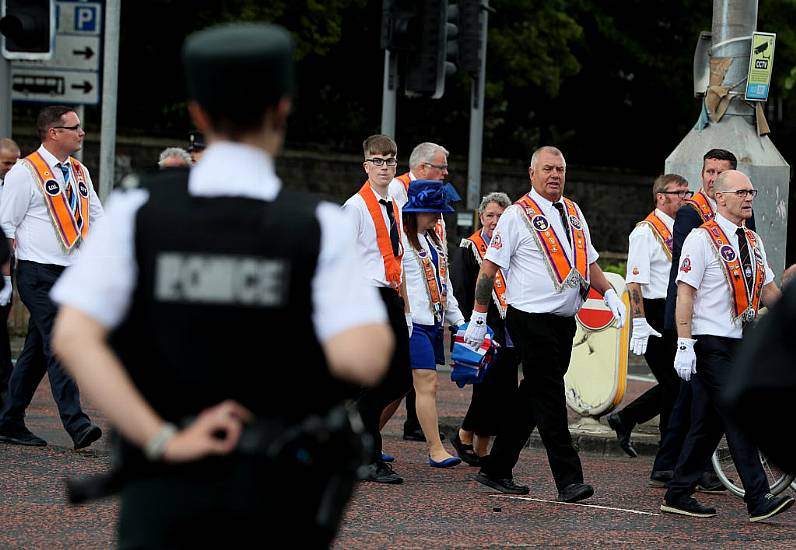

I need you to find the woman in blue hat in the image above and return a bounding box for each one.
[402,180,466,467]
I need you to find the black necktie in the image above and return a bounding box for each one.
[379,199,400,257]
[552,202,571,245]
[736,227,754,294]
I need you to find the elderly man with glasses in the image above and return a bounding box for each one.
[608,174,690,461]
[0,105,104,450]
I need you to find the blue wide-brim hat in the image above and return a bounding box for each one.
[403,180,457,213]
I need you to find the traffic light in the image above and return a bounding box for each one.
[404,0,448,99]
[457,0,483,76]
[445,4,458,77]
[381,0,419,52]
[0,0,54,60]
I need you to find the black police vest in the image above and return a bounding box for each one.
[110,169,345,425]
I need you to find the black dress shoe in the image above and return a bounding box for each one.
[0,429,47,447]
[402,428,426,442]
[475,472,529,495]
[695,471,727,493]
[748,493,795,522]
[661,496,716,518]
[648,470,673,488]
[451,432,480,466]
[360,461,403,484]
[606,412,637,458]
[73,424,102,450]
[557,482,594,503]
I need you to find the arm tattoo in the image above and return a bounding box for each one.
[630,289,643,317]
[475,272,496,306]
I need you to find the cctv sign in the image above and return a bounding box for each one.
[745,32,776,101]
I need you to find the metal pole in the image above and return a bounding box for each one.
[381,49,397,137]
[466,1,489,212]
[98,0,120,201]
[711,0,757,117]
[0,57,11,138]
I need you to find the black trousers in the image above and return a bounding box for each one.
[356,287,412,462]
[666,336,767,505]
[481,308,583,490]
[0,261,91,437]
[462,346,520,436]
[617,300,679,435]
[0,301,12,405]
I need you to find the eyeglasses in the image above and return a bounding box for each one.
[52,124,82,131]
[365,157,397,167]
[424,162,449,171]
[659,190,694,199]
[718,189,758,198]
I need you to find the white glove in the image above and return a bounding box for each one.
[0,276,11,307]
[674,338,697,381]
[405,312,413,338]
[630,317,662,356]
[603,288,626,328]
[464,310,488,349]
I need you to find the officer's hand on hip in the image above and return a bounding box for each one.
[162,400,253,463]
[630,317,662,356]
[464,310,487,349]
[603,289,626,328]
[674,338,697,382]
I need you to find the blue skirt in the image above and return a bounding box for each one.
[409,322,445,370]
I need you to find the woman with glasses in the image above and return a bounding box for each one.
[401,180,465,467]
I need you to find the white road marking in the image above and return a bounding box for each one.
[496,495,660,516]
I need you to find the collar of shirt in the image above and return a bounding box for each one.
[714,212,744,244]
[188,141,280,200]
[37,145,70,174]
[654,208,675,231]
[367,181,392,202]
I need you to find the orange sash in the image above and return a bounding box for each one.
[462,230,508,318]
[637,210,673,261]
[700,220,765,322]
[23,151,90,251]
[396,172,412,191]
[684,190,715,223]
[515,194,589,294]
[413,234,448,322]
[358,181,403,289]
[399,172,447,245]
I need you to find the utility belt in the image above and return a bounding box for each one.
[67,403,371,505]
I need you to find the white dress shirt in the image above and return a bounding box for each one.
[0,145,104,266]
[484,188,599,317]
[402,231,465,327]
[676,213,774,339]
[343,183,404,288]
[51,141,387,342]
[388,171,414,207]
[625,208,674,299]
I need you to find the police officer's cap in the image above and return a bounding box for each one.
[182,23,295,112]
[187,130,205,152]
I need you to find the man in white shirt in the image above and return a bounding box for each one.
[0,137,20,407]
[661,170,794,522]
[343,134,413,484]
[607,174,689,459]
[465,146,625,502]
[0,106,104,449]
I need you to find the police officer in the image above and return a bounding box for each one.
[661,170,794,521]
[187,130,205,163]
[465,146,625,502]
[50,23,393,548]
[607,175,689,458]
[0,137,20,405]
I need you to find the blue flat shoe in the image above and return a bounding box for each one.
[429,456,462,468]
[381,451,395,463]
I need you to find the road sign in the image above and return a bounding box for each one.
[10,68,98,104]
[745,32,776,102]
[9,0,101,105]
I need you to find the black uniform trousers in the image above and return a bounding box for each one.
[666,335,767,506]
[0,261,91,437]
[0,301,12,405]
[461,346,520,436]
[356,287,412,462]
[616,300,679,434]
[481,308,583,490]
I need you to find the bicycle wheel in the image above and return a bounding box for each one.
[712,436,795,498]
